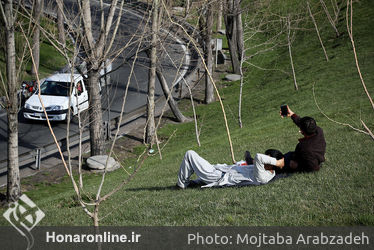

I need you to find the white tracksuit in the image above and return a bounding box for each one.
[177,150,276,188]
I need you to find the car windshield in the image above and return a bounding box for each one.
[40,81,72,96]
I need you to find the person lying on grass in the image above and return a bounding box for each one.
[176,149,284,189]
[280,105,326,173]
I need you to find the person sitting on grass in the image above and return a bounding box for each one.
[279,105,326,173]
[177,149,284,189]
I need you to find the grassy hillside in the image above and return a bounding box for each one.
[0,0,373,226]
[0,15,67,96]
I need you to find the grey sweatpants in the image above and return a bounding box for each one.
[177,150,276,188]
[177,150,222,188]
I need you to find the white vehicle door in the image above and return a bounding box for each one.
[75,80,89,112]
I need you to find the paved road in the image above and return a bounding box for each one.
[0,1,196,172]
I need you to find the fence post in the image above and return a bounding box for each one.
[35,148,41,170]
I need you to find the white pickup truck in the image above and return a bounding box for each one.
[23,73,90,121]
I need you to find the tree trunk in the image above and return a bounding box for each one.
[31,0,42,77]
[87,70,104,155]
[236,3,244,63]
[79,0,120,155]
[236,0,245,128]
[184,0,190,17]
[204,1,214,104]
[56,0,65,46]
[146,0,158,146]
[224,0,242,74]
[287,16,298,91]
[93,206,102,249]
[156,66,190,122]
[217,0,223,31]
[2,0,21,202]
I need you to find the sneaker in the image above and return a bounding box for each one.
[245,151,254,165]
[175,184,185,190]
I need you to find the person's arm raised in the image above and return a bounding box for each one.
[287,106,295,117]
[285,105,302,127]
[280,105,295,118]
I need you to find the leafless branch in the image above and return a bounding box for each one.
[19,24,95,218]
[307,1,329,61]
[346,0,374,111]
[287,16,298,90]
[313,82,369,136]
[161,0,236,163]
[184,78,201,147]
[320,0,340,37]
[360,120,374,140]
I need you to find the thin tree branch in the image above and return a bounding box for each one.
[313,82,369,136]
[320,0,340,37]
[360,120,374,140]
[346,0,374,111]
[161,0,236,163]
[287,16,298,90]
[19,25,95,218]
[307,1,329,61]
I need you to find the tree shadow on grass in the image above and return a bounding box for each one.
[0,192,7,207]
[125,185,180,192]
[125,181,206,192]
[123,134,143,144]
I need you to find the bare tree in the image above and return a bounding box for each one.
[217,0,223,31]
[224,0,244,74]
[142,1,191,148]
[156,66,190,122]
[331,0,342,24]
[0,0,21,202]
[184,0,191,17]
[287,16,298,90]
[20,0,152,228]
[320,0,340,37]
[236,0,315,126]
[56,0,65,46]
[14,0,195,230]
[236,2,291,126]
[162,1,237,162]
[199,0,214,104]
[307,1,329,62]
[311,0,373,141]
[30,0,43,77]
[144,0,191,147]
[146,0,159,147]
[346,0,374,112]
[78,0,125,156]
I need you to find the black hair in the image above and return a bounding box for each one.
[264,149,284,160]
[299,116,317,135]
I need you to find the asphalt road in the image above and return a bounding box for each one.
[0,0,195,172]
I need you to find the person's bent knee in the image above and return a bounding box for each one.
[186,150,196,155]
[185,150,196,158]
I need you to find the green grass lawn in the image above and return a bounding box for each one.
[1,0,373,226]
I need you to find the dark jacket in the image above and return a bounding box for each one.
[291,114,326,172]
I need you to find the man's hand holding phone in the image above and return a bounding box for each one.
[280,105,294,118]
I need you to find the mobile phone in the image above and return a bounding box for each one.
[281,105,288,117]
